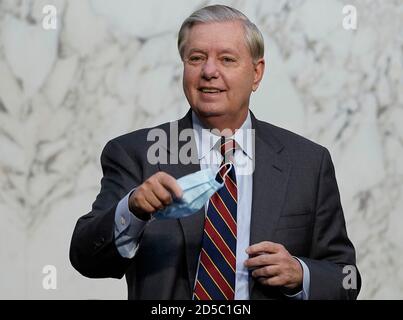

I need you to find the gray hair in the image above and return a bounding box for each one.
[178,5,264,63]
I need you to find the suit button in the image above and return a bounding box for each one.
[93,237,105,249]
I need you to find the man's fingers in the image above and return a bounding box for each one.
[257,276,283,287]
[251,265,280,278]
[144,190,164,210]
[244,253,279,269]
[135,195,157,214]
[152,182,174,206]
[156,172,183,199]
[132,172,181,214]
[246,241,283,255]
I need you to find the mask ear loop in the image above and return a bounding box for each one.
[218,162,233,182]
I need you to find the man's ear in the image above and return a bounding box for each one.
[252,58,265,92]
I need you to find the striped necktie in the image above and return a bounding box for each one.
[193,137,237,300]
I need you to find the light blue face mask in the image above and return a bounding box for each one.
[152,164,232,220]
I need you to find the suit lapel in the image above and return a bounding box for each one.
[158,110,205,297]
[248,114,291,298]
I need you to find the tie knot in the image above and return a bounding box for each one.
[220,137,236,161]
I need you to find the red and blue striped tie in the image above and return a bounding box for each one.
[194,138,237,300]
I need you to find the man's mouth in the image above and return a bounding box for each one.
[198,87,225,94]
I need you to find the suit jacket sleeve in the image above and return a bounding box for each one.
[69,139,143,279]
[300,148,361,299]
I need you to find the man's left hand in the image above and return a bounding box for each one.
[244,241,303,290]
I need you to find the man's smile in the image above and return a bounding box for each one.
[198,87,226,93]
[198,87,226,99]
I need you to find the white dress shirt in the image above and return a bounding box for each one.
[191,111,253,299]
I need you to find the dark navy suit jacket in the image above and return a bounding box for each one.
[70,110,361,299]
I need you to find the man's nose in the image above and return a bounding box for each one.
[201,58,219,80]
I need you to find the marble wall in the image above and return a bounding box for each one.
[0,0,402,299]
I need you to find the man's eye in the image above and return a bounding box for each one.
[222,57,236,63]
[188,56,204,63]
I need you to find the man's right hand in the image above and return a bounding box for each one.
[128,172,183,221]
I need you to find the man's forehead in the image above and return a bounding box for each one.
[187,20,245,34]
[184,21,247,51]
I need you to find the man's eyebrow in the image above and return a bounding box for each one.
[187,48,207,55]
[219,48,239,55]
[186,48,239,56]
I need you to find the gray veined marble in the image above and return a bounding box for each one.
[0,0,402,299]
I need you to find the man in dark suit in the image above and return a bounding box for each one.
[70,5,360,300]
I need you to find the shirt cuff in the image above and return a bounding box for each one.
[114,189,150,258]
[282,257,310,300]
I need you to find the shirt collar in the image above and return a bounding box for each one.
[191,111,253,160]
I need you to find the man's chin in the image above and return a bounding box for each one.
[192,106,225,118]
